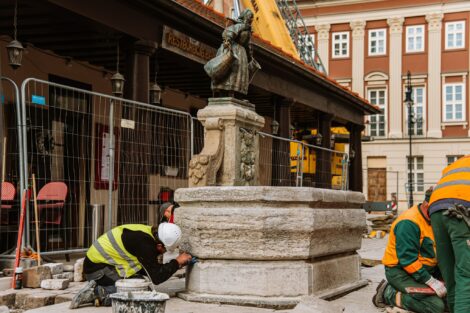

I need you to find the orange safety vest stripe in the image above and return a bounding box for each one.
[430,155,470,205]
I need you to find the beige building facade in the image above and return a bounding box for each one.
[299,0,470,209]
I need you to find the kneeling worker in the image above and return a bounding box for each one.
[70,223,192,308]
[373,188,447,313]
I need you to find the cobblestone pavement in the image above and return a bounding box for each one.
[24,236,389,313]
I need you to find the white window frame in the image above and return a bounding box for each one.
[407,156,424,192]
[367,88,387,138]
[368,28,387,56]
[406,86,426,136]
[332,31,349,58]
[406,25,425,53]
[447,155,463,165]
[445,21,465,50]
[443,83,466,122]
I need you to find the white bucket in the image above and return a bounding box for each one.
[115,279,150,293]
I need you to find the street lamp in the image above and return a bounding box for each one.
[405,71,414,207]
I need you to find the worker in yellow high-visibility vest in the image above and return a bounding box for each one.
[428,155,470,313]
[70,223,192,308]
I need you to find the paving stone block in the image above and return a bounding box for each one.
[291,296,344,313]
[62,265,74,273]
[40,279,69,290]
[52,272,74,282]
[23,267,52,288]
[54,293,73,304]
[15,289,43,308]
[0,278,12,292]
[22,292,56,310]
[43,264,63,275]
[0,290,16,307]
[73,259,84,282]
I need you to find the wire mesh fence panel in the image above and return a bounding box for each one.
[1,77,23,254]
[258,132,299,187]
[301,142,349,190]
[258,132,349,189]
[20,78,193,255]
[192,117,204,156]
[117,101,192,227]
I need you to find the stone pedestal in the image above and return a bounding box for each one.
[175,186,367,308]
[189,98,265,187]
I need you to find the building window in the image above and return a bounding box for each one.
[443,83,465,122]
[368,89,386,137]
[446,21,465,50]
[447,155,463,165]
[407,86,425,136]
[406,25,425,53]
[369,29,386,56]
[408,156,424,192]
[332,32,349,58]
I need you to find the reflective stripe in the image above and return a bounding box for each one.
[106,232,141,274]
[403,259,423,274]
[93,239,126,277]
[442,167,470,178]
[433,180,470,192]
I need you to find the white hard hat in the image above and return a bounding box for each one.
[158,223,182,251]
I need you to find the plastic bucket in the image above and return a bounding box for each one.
[110,291,169,313]
[115,279,150,293]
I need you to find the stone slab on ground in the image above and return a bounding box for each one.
[62,266,73,273]
[52,273,74,282]
[53,294,73,304]
[42,264,63,276]
[73,259,84,283]
[154,278,185,297]
[0,278,12,292]
[23,267,52,288]
[291,296,344,313]
[40,279,69,290]
[0,290,16,307]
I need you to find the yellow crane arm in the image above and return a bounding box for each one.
[240,0,299,59]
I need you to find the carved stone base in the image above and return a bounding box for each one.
[189,97,265,187]
[175,186,367,308]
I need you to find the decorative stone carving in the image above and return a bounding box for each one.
[387,17,404,34]
[350,20,366,38]
[239,129,256,184]
[315,24,331,41]
[189,118,224,187]
[426,12,444,32]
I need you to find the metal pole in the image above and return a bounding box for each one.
[408,106,413,207]
[107,100,115,231]
[190,117,194,157]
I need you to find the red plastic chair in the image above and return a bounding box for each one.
[36,182,68,225]
[1,182,16,224]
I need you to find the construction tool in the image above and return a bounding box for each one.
[11,189,28,288]
[32,174,41,265]
[405,287,435,295]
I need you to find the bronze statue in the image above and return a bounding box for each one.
[204,9,261,97]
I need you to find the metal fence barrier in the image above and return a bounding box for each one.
[0,77,24,256]
[258,131,349,189]
[1,77,351,256]
[18,78,194,255]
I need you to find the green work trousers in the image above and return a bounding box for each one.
[431,210,470,313]
[384,266,445,313]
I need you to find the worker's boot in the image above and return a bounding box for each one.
[372,279,389,308]
[94,285,115,307]
[69,280,97,309]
